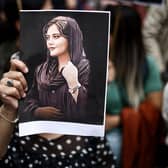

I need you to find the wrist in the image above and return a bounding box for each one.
[0,105,18,122]
[68,83,81,94]
[2,105,17,118]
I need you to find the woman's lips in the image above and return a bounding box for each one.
[49,47,55,51]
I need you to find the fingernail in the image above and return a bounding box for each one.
[25,87,28,91]
[2,93,7,98]
[24,67,29,73]
[22,93,26,98]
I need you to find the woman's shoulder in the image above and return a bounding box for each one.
[77,58,90,70]
[78,58,89,66]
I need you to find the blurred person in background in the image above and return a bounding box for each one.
[0,0,8,44]
[161,73,168,168]
[105,5,163,168]
[143,0,168,83]
[100,0,147,20]
[0,0,20,78]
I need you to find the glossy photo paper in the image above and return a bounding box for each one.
[19,10,110,137]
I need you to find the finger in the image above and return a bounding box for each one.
[53,110,62,115]
[3,71,28,91]
[53,112,63,119]
[46,107,61,111]
[51,109,61,114]
[0,78,26,98]
[0,85,21,99]
[46,109,61,114]
[10,59,28,73]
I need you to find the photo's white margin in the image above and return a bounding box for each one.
[19,121,104,137]
[20,9,110,14]
[19,10,110,137]
[103,11,111,135]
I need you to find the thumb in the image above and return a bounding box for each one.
[10,59,28,73]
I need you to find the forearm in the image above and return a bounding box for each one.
[0,105,17,158]
[105,114,121,131]
[146,91,162,110]
[69,89,79,103]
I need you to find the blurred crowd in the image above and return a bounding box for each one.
[0,0,168,168]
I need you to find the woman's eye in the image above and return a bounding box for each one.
[45,34,61,40]
[53,34,60,39]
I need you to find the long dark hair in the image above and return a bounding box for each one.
[106,5,146,107]
[43,16,86,66]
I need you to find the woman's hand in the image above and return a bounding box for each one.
[105,114,121,131]
[62,61,80,89]
[0,59,28,158]
[34,106,63,120]
[0,59,28,113]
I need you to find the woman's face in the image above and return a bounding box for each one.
[45,24,69,57]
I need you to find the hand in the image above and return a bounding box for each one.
[105,114,120,131]
[34,106,63,120]
[0,59,28,111]
[62,61,80,89]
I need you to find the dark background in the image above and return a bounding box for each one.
[20,10,110,124]
[135,0,163,4]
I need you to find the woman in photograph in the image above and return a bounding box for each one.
[20,16,90,122]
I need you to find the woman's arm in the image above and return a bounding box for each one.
[0,59,28,158]
[105,114,121,131]
[105,60,119,131]
[146,91,162,110]
[143,4,168,72]
[20,67,62,121]
[62,61,81,102]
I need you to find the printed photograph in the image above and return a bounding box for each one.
[19,10,110,137]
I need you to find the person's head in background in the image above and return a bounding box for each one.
[22,0,68,10]
[100,0,133,9]
[22,0,81,10]
[0,0,8,44]
[105,5,146,108]
[1,0,19,44]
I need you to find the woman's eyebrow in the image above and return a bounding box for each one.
[46,33,61,36]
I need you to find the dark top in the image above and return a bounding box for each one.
[20,58,90,123]
[0,125,116,168]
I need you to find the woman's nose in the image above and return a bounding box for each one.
[47,37,54,44]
